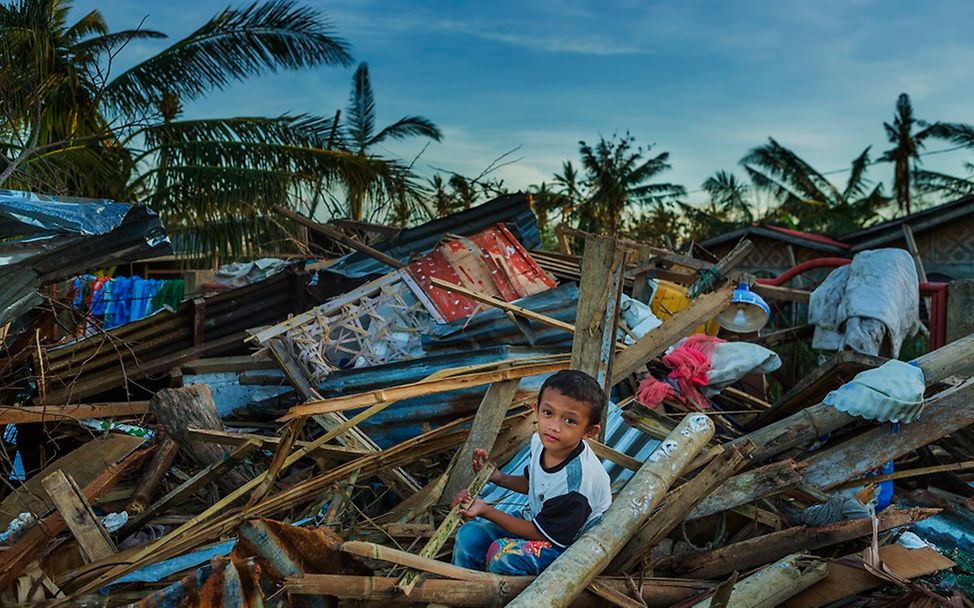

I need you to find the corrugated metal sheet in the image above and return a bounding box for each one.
[0,189,172,327]
[324,194,540,279]
[423,283,578,354]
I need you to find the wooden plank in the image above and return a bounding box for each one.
[41,471,117,563]
[689,459,804,520]
[192,297,206,346]
[279,359,568,421]
[0,434,144,529]
[440,380,519,505]
[0,401,149,424]
[751,283,810,304]
[901,223,928,282]
[342,540,497,581]
[430,277,578,335]
[397,463,497,595]
[572,236,626,402]
[0,448,150,592]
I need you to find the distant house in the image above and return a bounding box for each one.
[698,224,850,279]
[699,195,974,281]
[840,195,974,281]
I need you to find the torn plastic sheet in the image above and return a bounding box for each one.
[0,189,172,327]
[101,539,237,591]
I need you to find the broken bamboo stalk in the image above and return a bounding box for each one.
[672,507,938,579]
[430,277,577,334]
[691,553,828,608]
[610,443,752,573]
[506,413,715,608]
[341,540,497,581]
[688,459,805,520]
[397,462,497,595]
[280,358,567,420]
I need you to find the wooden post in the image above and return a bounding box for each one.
[126,436,180,514]
[691,553,828,608]
[191,297,206,346]
[506,414,715,608]
[630,244,655,304]
[901,224,928,282]
[440,379,519,505]
[148,384,250,494]
[572,236,627,436]
[41,471,117,563]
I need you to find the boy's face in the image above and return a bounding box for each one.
[534,387,601,454]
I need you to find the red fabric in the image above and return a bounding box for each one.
[637,335,725,410]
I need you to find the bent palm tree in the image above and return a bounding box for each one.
[1,0,412,257]
[742,138,888,235]
[340,62,442,221]
[879,93,941,215]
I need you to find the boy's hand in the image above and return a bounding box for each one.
[452,488,473,508]
[460,498,489,520]
[472,448,502,483]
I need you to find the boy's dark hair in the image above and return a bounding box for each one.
[538,370,606,427]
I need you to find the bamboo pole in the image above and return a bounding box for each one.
[506,413,715,608]
[397,462,496,595]
[691,553,828,608]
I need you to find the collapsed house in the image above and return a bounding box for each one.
[0,189,973,607]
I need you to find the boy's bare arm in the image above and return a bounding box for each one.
[472,448,528,494]
[490,471,529,494]
[461,499,546,541]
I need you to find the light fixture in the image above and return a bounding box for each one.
[716,282,770,333]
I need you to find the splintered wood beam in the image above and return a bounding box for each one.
[42,470,117,563]
[430,277,576,333]
[611,284,734,387]
[279,359,568,421]
[122,439,260,534]
[689,459,804,520]
[186,428,367,459]
[396,462,497,596]
[572,236,627,437]
[274,205,405,270]
[690,554,828,608]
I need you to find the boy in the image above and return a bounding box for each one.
[451,369,612,575]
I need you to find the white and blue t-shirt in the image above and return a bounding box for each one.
[522,433,612,548]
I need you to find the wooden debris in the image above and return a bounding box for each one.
[126,436,180,514]
[41,470,117,563]
[691,553,828,608]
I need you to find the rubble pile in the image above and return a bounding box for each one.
[1,189,973,607]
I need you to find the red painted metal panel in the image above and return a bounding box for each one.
[407,224,557,322]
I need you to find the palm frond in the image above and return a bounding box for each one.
[913,169,974,198]
[368,115,442,147]
[344,62,375,153]
[843,146,872,200]
[102,0,353,116]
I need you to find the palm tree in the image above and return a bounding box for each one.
[879,93,941,215]
[676,170,754,243]
[741,138,888,235]
[340,61,442,221]
[573,132,686,235]
[1,0,409,258]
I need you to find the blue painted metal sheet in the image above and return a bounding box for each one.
[324,194,539,279]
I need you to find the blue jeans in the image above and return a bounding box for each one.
[452,517,563,575]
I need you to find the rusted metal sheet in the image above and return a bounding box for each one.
[406,224,556,323]
[136,555,265,608]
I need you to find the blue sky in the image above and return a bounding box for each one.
[73,0,974,208]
